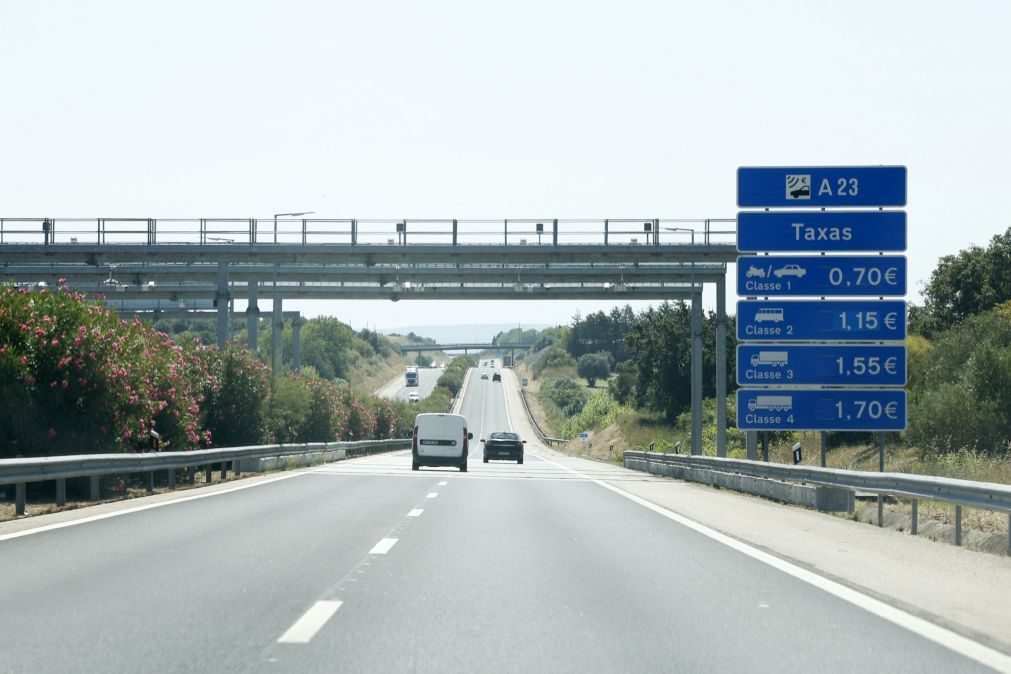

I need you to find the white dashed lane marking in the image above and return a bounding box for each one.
[438,481,448,486]
[369,538,398,555]
[277,600,342,644]
[426,492,438,498]
[407,509,424,517]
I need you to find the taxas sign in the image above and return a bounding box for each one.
[737,255,906,296]
[737,300,906,342]
[736,389,907,431]
[736,211,906,253]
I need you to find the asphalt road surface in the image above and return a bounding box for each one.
[375,366,443,402]
[0,366,1007,673]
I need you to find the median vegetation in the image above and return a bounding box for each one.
[0,285,413,458]
[415,355,477,414]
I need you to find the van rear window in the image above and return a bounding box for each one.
[419,439,457,446]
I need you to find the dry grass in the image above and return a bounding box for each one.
[350,349,411,394]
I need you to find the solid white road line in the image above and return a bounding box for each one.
[369,537,399,555]
[0,472,304,543]
[407,509,424,517]
[277,600,342,644]
[426,492,438,498]
[533,452,1011,674]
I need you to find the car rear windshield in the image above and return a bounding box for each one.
[490,432,518,440]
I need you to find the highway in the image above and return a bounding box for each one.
[374,365,444,402]
[0,366,1009,673]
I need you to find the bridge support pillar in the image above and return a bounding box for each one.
[691,291,703,456]
[247,283,259,352]
[215,262,230,349]
[271,293,283,374]
[716,275,727,457]
[292,316,302,372]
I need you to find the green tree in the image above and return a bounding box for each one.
[565,305,635,362]
[539,378,589,417]
[577,352,612,387]
[623,302,736,422]
[916,227,1011,336]
[907,304,1011,454]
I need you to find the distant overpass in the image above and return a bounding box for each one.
[399,342,531,355]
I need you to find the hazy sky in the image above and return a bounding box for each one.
[2,0,1008,332]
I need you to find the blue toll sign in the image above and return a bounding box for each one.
[737,211,906,253]
[736,389,907,431]
[738,166,907,208]
[737,255,906,297]
[737,344,907,387]
[737,300,906,342]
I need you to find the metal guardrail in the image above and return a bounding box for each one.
[624,451,1011,552]
[518,389,568,446]
[1,439,410,516]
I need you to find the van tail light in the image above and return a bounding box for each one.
[463,427,468,447]
[413,426,418,450]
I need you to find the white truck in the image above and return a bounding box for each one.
[750,351,789,367]
[748,395,793,412]
[405,366,419,387]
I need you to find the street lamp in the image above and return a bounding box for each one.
[274,211,315,244]
[663,226,696,245]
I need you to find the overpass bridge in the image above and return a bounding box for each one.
[0,216,737,456]
[398,342,531,355]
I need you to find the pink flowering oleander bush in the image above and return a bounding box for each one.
[201,342,273,448]
[298,377,352,443]
[0,285,414,458]
[0,285,209,456]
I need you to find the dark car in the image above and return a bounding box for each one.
[492,372,501,382]
[482,431,525,464]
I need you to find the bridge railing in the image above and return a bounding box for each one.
[1,439,410,517]
[0,217,737,247]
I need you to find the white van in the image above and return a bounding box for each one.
[412,413,473,472]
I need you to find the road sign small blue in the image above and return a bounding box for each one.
[737,255,906,297]
[579,433,589,439]
[737,211,906,253]
[738,166,907,208]
[736,389,907,431]
[737,344,906,387]
[737,300,906,342]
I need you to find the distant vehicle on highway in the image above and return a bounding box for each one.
[413,413,472,472]
[408,391,420,403]
[492,372,501,382]
[482,431,526,464]
[481,373,489,380]
[405,366,419,387]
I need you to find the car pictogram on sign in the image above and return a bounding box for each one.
[785,174,811,200]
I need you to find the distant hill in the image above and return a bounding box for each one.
[381,323,552,344]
